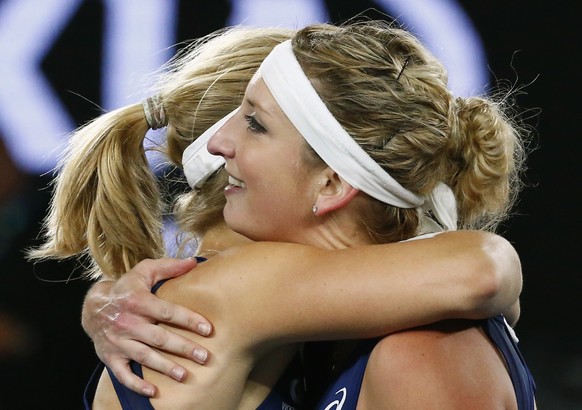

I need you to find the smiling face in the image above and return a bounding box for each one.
[207,73,323,243]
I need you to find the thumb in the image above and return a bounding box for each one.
[136,258,198,287]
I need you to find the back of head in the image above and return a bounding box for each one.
[292,21,528,242]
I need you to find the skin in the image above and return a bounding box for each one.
[357,321,519,409]
[83,229,521,399]
[208,75,367,248]
[87,65,527,408]
[90,230,520,409]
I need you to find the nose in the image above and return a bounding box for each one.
[207,109,238,159]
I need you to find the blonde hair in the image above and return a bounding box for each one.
[29,21,528,276]
[292,21,528,242]
[29,26,293,279]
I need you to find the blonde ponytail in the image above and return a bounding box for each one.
[29,26,295,279]
[446,96,527,231]
[29,104,165,279]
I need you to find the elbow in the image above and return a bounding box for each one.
[473,233,523,317]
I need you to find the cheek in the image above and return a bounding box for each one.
[242,148,301,193]
[250,161,310,216]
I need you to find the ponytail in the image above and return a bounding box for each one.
[446,95,527,231]
[29,104,166,279]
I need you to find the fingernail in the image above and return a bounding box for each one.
[198,322,211,336]
[193,348,208,364]
[172,367,186,381]
[143,386,156,397]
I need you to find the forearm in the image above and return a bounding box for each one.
[305,231,521,338]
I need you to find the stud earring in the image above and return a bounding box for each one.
[312,205,318,214]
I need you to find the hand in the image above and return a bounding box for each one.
[82,258,213,397]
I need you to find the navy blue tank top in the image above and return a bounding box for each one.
[314,315,536,409]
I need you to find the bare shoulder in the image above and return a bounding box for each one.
[156,241,324,304]
[155,241,330,344]
[176,241,325,285]
[357,320,517,409]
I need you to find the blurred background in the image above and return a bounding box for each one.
[0,0,579,408]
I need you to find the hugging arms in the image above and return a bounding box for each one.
[83,231,522,402]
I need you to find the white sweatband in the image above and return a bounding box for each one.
[259,40,423,209]
[260,40,457,231]
[181,109,234,188]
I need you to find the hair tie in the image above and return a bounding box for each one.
[143,95,167,130]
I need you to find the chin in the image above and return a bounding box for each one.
[223,213,251,239]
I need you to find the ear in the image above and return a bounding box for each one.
[313,169,359,216]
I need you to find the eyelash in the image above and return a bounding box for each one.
[244,114,267,134]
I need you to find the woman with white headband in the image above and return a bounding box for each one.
[200,21,535,409]
[29,23,533,409]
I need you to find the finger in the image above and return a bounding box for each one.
[100,338,192,388]
[119,322,210,364]
[106,336,204,383]
[106,359,158,397]
[120,291,213,336]
[134,258,198,288]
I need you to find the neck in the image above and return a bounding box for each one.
[298,212,374,250]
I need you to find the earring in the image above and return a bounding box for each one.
[312,205,318,214]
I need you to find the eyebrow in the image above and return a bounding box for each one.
[246,95,273,120]
[246,96,259,111]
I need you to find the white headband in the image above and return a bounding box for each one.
[181,40,457,231]
[259,40,423,209]
[181,108,235,188]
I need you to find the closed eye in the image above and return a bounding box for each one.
[244,114,267,134]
